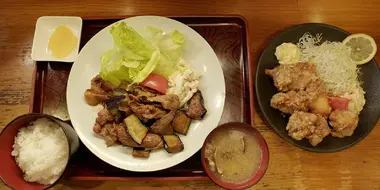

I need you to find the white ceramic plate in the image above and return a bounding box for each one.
[67,16,225,172]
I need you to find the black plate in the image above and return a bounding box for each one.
[256,23,380,152]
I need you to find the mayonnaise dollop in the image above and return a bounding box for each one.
[275,43,301,64]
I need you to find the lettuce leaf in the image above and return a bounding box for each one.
[111,22,156,59]
[100,23,186,85]
[152,54,179,78]
[132,51,160,83]
[146,27,186,78]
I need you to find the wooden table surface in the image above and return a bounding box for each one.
[1,0,380,189]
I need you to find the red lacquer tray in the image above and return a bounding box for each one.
[29,15,253,180]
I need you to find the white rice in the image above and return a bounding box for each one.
[11,118,69,185]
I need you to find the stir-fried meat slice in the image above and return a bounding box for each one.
[91,75,116,92]
[305,79,331,117]
[91,75,105,92]
[307,115,331,146]
[130,85,157,98]
[270,91,309,114]
[186,91,207,119]
[115,123,141,147]
[93,122,102,134]
[286,111,330,146]
[265,62,317,92]
[146,94,180,110]
[108,123,118,137]
[119,105,133,117]
[150,110,176,135]
[116,123,164,149]
[100,127,108,138]
[329,110,359,138]
[129,100,167,121]
[84,89,110,106]
[286,111,317,140]
[96,108,115,125]
[100,123,119,147]
[141,133,164,150]
[128,94,140,102]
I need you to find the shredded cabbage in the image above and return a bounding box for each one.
[297,33,365,113]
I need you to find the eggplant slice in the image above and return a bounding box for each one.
[105,95,126,109]
[163,135,184,153]
[172,110,192,135]
[132,148,150,158]
[86,74,209,157]
[124,114,148,144]
[186,91,207,119]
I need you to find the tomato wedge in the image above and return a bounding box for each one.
[328,97,351,110]
[140,73,169,94]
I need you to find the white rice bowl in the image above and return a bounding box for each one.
[11,118,69,185]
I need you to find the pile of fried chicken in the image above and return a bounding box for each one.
[83,75,207,158]
[265,62,359,146]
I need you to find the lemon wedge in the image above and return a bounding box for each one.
[343,33,377,65]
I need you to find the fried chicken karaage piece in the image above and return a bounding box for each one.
[265,62,317,92]
[308,115,331,146]
[305,79,332,117]
[286,111,330,146]
[270,91,309,114]
[329,110,359,138]
[270,78,332,117]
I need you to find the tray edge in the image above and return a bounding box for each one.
[28,15,253,181]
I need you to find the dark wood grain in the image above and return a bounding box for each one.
[2,0,380,189]
[29,17,251,180]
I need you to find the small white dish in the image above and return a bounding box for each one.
[31,16,82,62]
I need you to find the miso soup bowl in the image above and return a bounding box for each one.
[201,122,269,190]
[0,113,80,190]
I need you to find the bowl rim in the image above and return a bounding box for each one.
[0,113,74,190]
[201,122,269,190]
